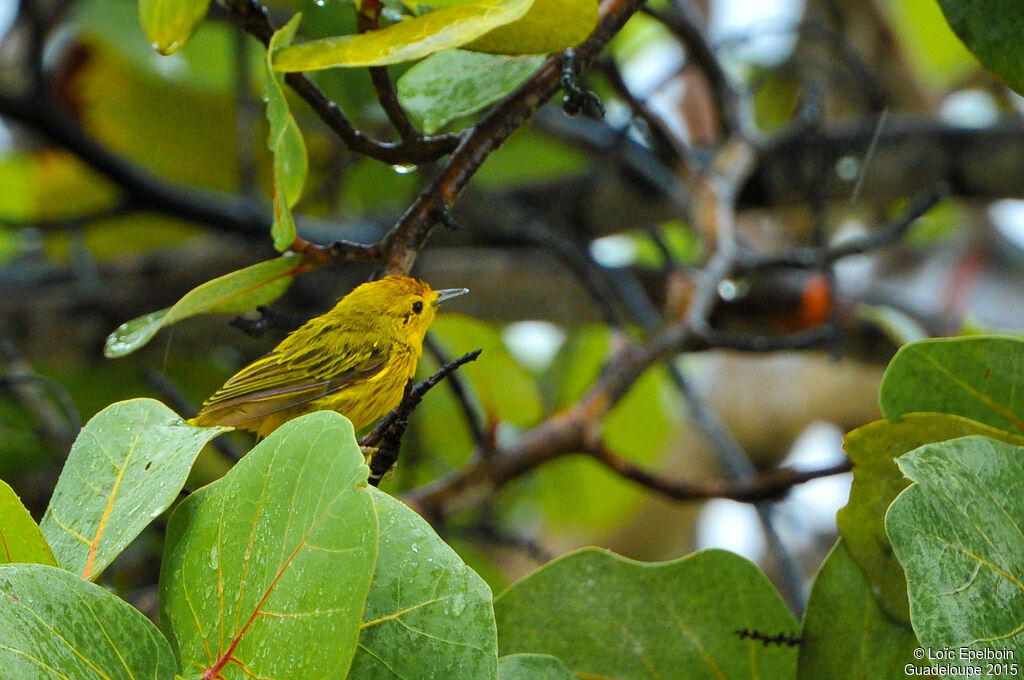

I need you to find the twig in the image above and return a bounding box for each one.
[229,305,304,336]
[379,0,651,276]
[642,3,741,135]
[288,235,381,265]
[222,0,459,165]
[0,342,80,452]
[424,335,487,451]
[740,183,949,271]
[594,58,685,166]
[0,91,357,245]
[361,349,482,485]
[734,629,802,647]
[589,443,851,503]
[450,521,554,565]
[356,2,421,142]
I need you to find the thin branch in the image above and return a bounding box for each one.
[642,3,741,135]
[424,335,487,451]
[222,0,459,165]
[356,3,421,142]
[594,58,687,167]
[589,443,851,503]
[361,349,482,485]
[379,0,651,275]
[0,91,363,246]
[0,337,79,451]
[740,182,950,271]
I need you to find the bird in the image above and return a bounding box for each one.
[190,275,468,437]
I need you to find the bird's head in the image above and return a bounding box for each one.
[339,275,468,346]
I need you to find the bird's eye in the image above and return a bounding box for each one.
[412,300,424,314]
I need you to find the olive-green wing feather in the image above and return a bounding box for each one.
[193,338,388,428]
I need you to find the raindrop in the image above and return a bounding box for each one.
[835,155,860,182]
[391,164,418,175]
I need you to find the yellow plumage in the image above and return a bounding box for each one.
[190,275,467,437]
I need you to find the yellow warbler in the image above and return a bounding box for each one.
[190,275,467,437]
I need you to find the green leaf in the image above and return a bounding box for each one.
[499,653,575,679]
[937,0,1024,93]
[466,0,598,55]
[138,0,212,55]
[272,0,534,71]
[838,413,1024,622]
[523,326,682,534]
[160,411,377,679]
[798,540,924,680]
[495,548,798,680]
[884,0,976,90]
[104,253,307,358]
[396,50,543,133]
[429,314,544,427]
[886,435,1024,662]
[265,15,307,252]
[0,563,177,679]
[0,479,57,566]
[39,398,226,580]
[473,128,586,189]
[855,303,928,347]
[879,336,1024,435]
[350,489,498,678]
[542,323,607,409]
[80,0,262,95]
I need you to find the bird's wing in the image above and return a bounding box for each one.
[193,339,388,427]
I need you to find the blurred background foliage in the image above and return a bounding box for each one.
[2,0,1023,607]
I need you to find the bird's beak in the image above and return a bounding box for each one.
[434,287,469,306]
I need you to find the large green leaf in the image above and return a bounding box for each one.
[886,436,1024,662]
[498,653,575,679]
[138,0,212,55]
[495,548,798,680]
[272,0,534,71]
[838,413,1024,622]
[265,15,307,252]
[104,253,307,358]
[0,479,57,566]
[0,563,177,679]
[160,411,377,679]
[879,336,1024,435]
[798,540,925,680]
[350,489,498,679]
[466,0,598,54]
[937,1,1024,94]
[39,398,226,580]
[396,50,543,133]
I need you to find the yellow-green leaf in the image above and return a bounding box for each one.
[104,253,308,358]
[138,0,212,56]
[265,15,307,251]
[467,0,598,55]
[273,0,534,71]
[0,480,57,567]
[40,399,227,580]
